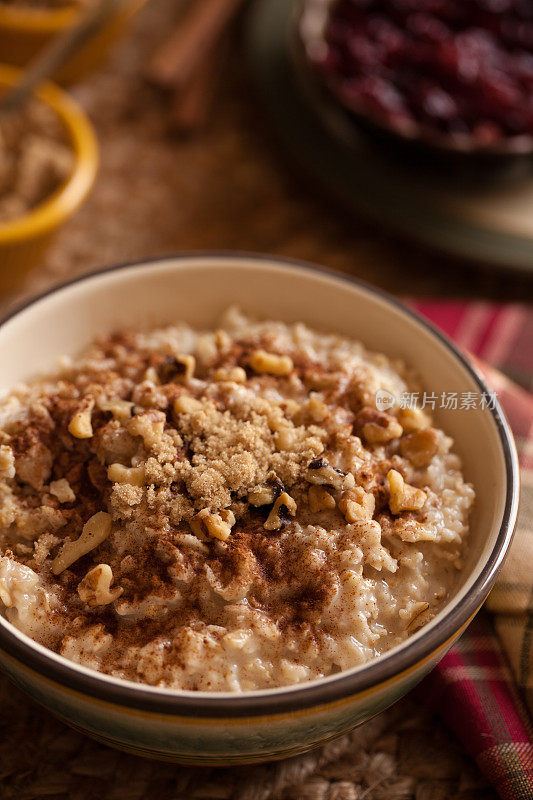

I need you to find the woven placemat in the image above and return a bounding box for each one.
[0,2,500,798]
[0,674,493,800]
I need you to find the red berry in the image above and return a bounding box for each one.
[318,0,533,142]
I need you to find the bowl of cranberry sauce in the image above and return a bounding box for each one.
[299,0,533,158]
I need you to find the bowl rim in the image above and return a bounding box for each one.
[0,252,520,717]
[0,63,98,243]
[0,2,77,32]
[0,0,145,33]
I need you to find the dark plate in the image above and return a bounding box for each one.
[296,0,533,165]
[246,0,533,273]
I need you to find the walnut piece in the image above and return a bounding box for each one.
[128,411,165,449]
[305,457,355,491]
[397,406,430,433]
[249,349,293,376]
[406,601,432,633]
[52,511,112,574]
[78,564,123,607]
[170,354,196,382]
[107,463,145,486]
[355,407,402,444]
[387,469,427,515]
[98,398,134,424]
[143,366,160,384]
[265,491,297,530]
[213,366,247,383]
[248,474,283,507]
[215,329,231,352]
[173,395,203,415]
[68,400,94,439]
[400,428,439,467]
[248,486,277,506]
[307,396,329,422]
[190,508,236,541]
[338,487,375,522]
[308,485,335,512]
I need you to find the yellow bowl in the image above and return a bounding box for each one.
[0,63,98,295]
[0,0,147,85]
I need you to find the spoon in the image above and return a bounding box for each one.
[0,0,126,117]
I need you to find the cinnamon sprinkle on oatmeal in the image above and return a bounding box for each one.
[0,309,474,691]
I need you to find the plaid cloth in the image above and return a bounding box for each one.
[411,300,533,800]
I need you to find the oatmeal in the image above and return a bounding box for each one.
[0,309,474,691]
[0,98,74,224]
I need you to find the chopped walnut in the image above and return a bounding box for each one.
[246,473,283,507]
[206,509,236,541]
[406,602,432,633]
[52,511,112,574]
[307,396,329,422]
[397,406,430,433]
[127,411,166,449]
[78,564,123,607]
[213,366,247,383]
[264,491,297,531]
[99,398,134,424]
[308,485,335,512]
[249,350,293,376]
[215,329,231,352]
[107,463,145,486]
[143,366,160,384]
[338,487,375,522]
[305,457,355,491]
[190,508,236,541]
[248,485,277,506]
[49,478,75,504]
[169,354,195,382]
[173,395,203,415]
[400,428,439,467]
[282,399,300,418]
[68,399,94,439]
[387,469,427,515]
[355,407,402,444]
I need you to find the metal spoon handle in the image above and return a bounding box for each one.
[0,0,125,116]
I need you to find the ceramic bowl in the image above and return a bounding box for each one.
[0,0,147,85]
[0,64,98,295]
[0,254,519,765]
[297,0,533,164]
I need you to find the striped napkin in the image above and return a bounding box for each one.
[411,301,533,800]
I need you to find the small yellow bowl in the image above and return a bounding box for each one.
[0,0,147,85]
[0,63,98,295]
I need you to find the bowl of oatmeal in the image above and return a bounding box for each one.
[0,0,147,85]
[0,64,97,294]
[0,254,518,763]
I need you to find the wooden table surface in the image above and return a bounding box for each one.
[26,0,532,306]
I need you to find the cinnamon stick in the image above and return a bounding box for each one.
[146,0,246,91]
[170,48,220,135]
